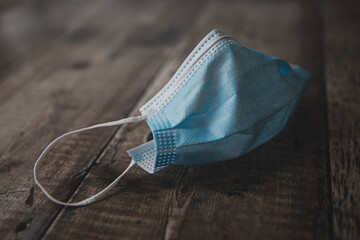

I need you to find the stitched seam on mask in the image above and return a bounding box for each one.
[143,38,232,116]
[154,111,169,129]
[136,145,156,173]
[150,112,174,168]
[143,33,217,109]
[154,114,162,129]
[163,113,171,129]
[157,111,170,129]
[156,112,165,129]
[144,40,235,125]
[142,31,225,112]
[155,130,176,167]
[154,40,234,112]
[149,115,160,130]
[135,144,168,173]
[152,40,235,117]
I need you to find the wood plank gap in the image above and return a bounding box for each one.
[318,0,335,239]
[322,0,360,238]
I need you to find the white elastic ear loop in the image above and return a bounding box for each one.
[33,115,146,207]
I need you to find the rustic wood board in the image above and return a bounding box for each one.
[0,0,205,239]
[0,0,358,239]
[323,0,360,239]
[0,1,110,84]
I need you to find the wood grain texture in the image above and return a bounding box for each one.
[0,1,107,84]
[0,0,201,239]
[323,0,360,239]
[42,0,329,240]
[1,0,358,239]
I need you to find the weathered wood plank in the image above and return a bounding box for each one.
[0,0,107,84]
[323,0,360,239]
[0,0,203,239]
[43,0,329,240]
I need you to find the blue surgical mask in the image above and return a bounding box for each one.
[34,29,310,206]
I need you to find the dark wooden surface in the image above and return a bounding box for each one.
[0,0,358,239]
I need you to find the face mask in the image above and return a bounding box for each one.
[34,29,310,206]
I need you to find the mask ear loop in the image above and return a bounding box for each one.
[33,115,146,207]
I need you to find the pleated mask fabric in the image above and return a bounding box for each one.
[128,29,310,173]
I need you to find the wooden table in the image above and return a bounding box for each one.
[0,0,359,239]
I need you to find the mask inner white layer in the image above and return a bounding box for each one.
[127,140,166,173]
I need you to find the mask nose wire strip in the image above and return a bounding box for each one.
[33,115,146,207]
